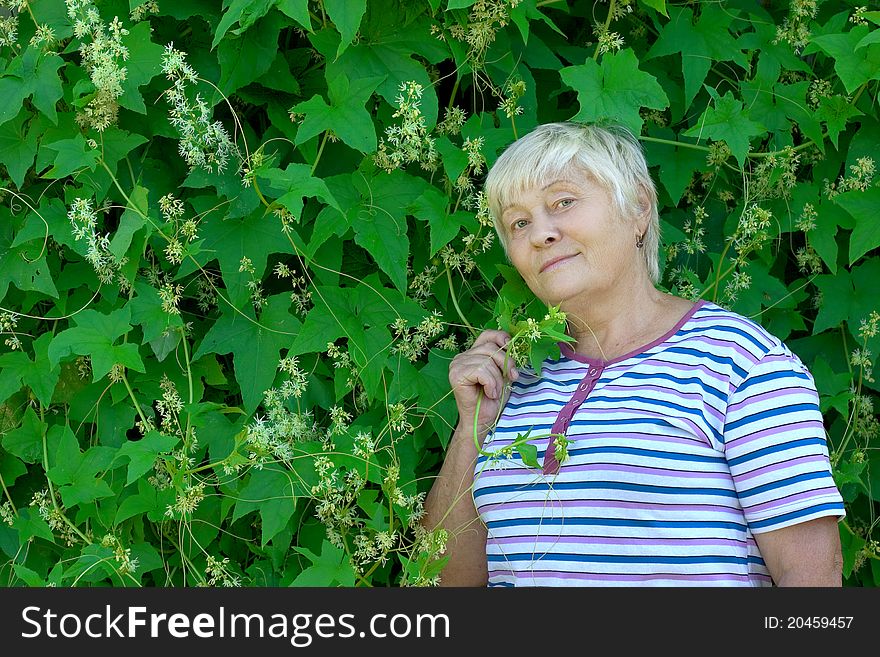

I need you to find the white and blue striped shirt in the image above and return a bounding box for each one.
[473,300,845,586]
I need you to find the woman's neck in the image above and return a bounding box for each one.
[563,284,686,362]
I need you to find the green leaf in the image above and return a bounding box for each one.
[275,0,312,30]
[833,187,880,265]
[0,76,29,126]
[639,0,666,15]
[115,430,180,485]
[808,26,880,95]
[683,89,765,168]
[350,170,430,293]
[193,207,294,308]
[217,13,283,95]
[817,96,863,150]
[0,218,59,303]
[43,424,115,507]
[115,477,161,525]
[813,259,880,334]
[325,0,366,60]
[212,0,276,49]
[5,48,65,124]
[325,39,439,128]
[0,334,60,407]
[47,307,146,381]
[560,48,669,136]
[643,130,706,205]
[233,466,297,546]
[257,163,341,220]
[0,451,27,489]
[193,293,296,414]
[646,6,745,110]
[118,22,165,113]
[0,110,38,188]
[517,440,540,469]
[41,135,100,179]
[127,280,185,346]
[292,74,382,153]
[409,186,462,257]
[290,539,356,586]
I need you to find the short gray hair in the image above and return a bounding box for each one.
[484,122,660,284]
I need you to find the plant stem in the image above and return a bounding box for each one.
[40,407,91,545]
[0,471,18,518]
[593,0,618,61]
[311,132,329,176]
[445,266,476,334]
[121,372,151,428]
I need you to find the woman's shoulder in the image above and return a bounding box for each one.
[684,300,786,356]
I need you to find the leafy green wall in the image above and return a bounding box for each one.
[0,0,878,586]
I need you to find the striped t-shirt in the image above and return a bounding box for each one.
[472,300,845,586]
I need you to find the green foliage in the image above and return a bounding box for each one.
[0,0,879,588]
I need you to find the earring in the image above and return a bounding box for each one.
[636,233,645,249]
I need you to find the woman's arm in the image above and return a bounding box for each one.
[421,329,517,586]
[422,422,488,587]
[752,517,843,586]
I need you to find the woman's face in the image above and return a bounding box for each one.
[499,173,643,311]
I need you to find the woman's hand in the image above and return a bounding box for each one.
[448,329,519,442]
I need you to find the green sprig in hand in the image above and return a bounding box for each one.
[472,297,576,470]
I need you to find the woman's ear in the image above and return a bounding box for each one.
[635,184,652,234]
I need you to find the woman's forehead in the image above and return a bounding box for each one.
[499,169,598,211]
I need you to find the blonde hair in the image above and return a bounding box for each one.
[484,122,661,284]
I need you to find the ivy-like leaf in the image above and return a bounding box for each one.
[193,293,297,414]
[560,48,669,136]
[115,430,180,485]
[0,111,38,188]
[292,74,382,154]
[41,135,100,179]
[647,6,745,111]
[47,307,145,381]
[834,187,880,265]
[0,218,59,303]
[233,466,297,546]
[808,26,880,95]
[212,0,276,49]
[325,0,367,60]
[683,89,765,168]
[290,539,356,586]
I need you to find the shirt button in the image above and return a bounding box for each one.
[588,367,599,376]
[578,383,588,391]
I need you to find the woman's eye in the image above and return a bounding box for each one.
[557,198,574,209]
[512,219,528,230]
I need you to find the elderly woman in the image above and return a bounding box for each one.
[423,122,845,587]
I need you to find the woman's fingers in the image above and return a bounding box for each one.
[450,331,518,399]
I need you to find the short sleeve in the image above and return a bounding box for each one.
[723,343,845,534]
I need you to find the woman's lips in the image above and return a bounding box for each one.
[540,254,577,273]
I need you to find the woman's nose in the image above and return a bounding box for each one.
[530,213,561,246]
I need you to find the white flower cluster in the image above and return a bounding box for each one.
[245,378,320,465]
[773,0,818,54]
[66,0,130,131]
[101,534,139,577]
[732,203,773,262]
[30,488,79,546]
[824,157,876,199]
[0,0,25,49]
[165,482,205,518]
[67,198,126,285]
[204,555,241,587]
[390,311,445,362]
[162,43,238,174]
[1,311,20,350]
[375,81,438,172]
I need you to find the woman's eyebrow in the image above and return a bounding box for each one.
[541,178,580,190]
